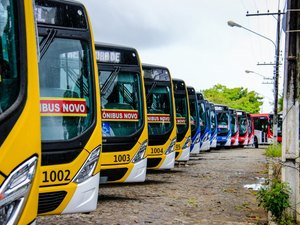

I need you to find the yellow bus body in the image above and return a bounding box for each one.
[96,43,148,183]
[0,0,41,224]
[173,79,191,162]
[143,65,177,170]
[37,1,102,215]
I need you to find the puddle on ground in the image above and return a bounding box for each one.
[244,177,266,191]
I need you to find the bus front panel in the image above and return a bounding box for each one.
[97,45,148,183]
[209,104,218,149]
[144,66,176,169]
[198,99,210,151]
[215,105,231,148]
[229,109,239,146]
[187,87,200,154]
[237,111,249,146]
[172,79,191,161]
[36,0,102,215]
[0,0,41,224]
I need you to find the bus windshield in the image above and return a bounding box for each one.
[39,37,94,141]
[199,102,206,133]
[230,112,238,135]
[238,114,247,135]
[254,116,268,133]
[0,0,19,115]
[175,94,189,135]
[189,97,199,137]
[100,70,143,137]
[210,108,217,134]
[145,83,173,136]
[217,112,229,134]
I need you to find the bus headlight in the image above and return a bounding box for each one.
[0,156,38,225]
[165,138,176,155]
[182,136,191,150]
[73,146,101,184]
[132,141,147,163]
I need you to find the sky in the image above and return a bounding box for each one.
[78,0,287,113]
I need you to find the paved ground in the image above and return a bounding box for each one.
[37,146,268,225]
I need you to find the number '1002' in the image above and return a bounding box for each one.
[42,170,71,183]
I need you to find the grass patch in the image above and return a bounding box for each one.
[265,143,282,158]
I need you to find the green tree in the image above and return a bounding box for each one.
[202,84,263,113]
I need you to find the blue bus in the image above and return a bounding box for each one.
[196,92,211,152]
[215,104,231,148]
[187,86,201,154]
[209,102,217,148]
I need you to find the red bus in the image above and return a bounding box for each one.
[250,113,282,148]
[237,110,249,147]
[229,108,239,146]
[247,113,255,146]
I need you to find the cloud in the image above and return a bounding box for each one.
[82,0,195,49]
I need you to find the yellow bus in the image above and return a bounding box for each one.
[143,64,176,169]
[36,0,102,215]
[172,78,191,162]
[0,0,41,224]
[95,43,148,183]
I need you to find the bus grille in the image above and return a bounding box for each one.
[100,168,128,182]
[147,158,162,168]
[38,191,67,214]
[42,149,81,166]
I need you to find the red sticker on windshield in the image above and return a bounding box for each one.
[102,109,139,122]
[176,117,186,125]
[147,114,170,123]
[40,98,87,116]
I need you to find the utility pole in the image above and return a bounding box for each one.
[246,10,284,144]
[273,9,281,144]
[281,0,300,221]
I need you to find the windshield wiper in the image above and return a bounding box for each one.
[101,67,120,96]
[39,28,57,59]
[145,71,166,100]
[146,81,157,100]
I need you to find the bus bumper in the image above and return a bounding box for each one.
[200,140,210,151]
[125,158,147,182]
[176,147,190,161]
[159,151,175,169]
[210,139,217,148]
[190,142,200,154]
[231,138,239,146]
[62,173,99,214]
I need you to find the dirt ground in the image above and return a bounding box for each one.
[37,147,268,225]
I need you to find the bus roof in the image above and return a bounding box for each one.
[95,42,140,65]
[250,113,271,117]
[172,78,186,91]
[142,63,170,71]
[196,92,204,101]
[187,86,196,92]
[214,104,229,111]
[143,64,171,81]
[95,42,138,53]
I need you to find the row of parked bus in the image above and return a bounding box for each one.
[191,98,283,151]
[0,0,284,224]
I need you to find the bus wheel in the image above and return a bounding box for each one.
[254,137,258,148]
